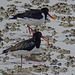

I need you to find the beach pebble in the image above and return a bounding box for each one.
[57,54,65,59]
[63,38,75,44]
[62,30,69,34]
[21,3,32,8]
[65,60,74,67]
[50,59,58,65]
[0,37,3,42]
[52,30,57,35]
[69,29,75,34]
[33,64,49,72]
[7,4,17,14]
[59,67,67,72]
[0,17,3,22]
[2,26,9,32]
[0,6,5,11]
[30,0,50,5]
[66,55,75,61]
[0,42,4,47]
[3,37,10,43]
[51,3,70,15]
[57,49,70,54]
[14,1,22,3]
[10,26,16,31]
[3,56,9,62]
[0,30,3,37]
[59,23,74,27]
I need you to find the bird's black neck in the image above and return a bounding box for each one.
[33,38,41,48]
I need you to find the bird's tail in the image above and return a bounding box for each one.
[9,15,17,19]
[2,50,8,54]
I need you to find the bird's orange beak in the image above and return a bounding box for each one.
[27,25,50,42]
[41,36,49,42]
[48,13,55,20]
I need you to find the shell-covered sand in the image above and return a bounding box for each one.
[0,0,75,75]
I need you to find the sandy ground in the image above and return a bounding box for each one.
[0,0,75,75]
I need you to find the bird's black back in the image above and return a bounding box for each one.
[10,9,43,19]
[2,38,41,54]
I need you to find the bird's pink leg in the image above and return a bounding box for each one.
[21,55,22,68]
[28,57,41,62]
[27,24,34,34]
[27,24,31,34]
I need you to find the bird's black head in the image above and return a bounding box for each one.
[33,32,42,39]
[41,8,49,20]
[33,32,42,48]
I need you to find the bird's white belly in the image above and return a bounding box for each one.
[11,47,39,57]
[17,17,45,26]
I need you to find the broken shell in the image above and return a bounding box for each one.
[3,56,9,62]
[66,55,74,61]
[2,26,9,32]
[0,42,4,46]
[33,64,49,72]
[63,38,75,44]
[0,30,3,37]
[62,30,69,33]
[57,49,70,54]
[57,54,64,59]
[14,1,21,3]
[50,59,58,65]
[16,28,21,31]
[21,3,32,8]
[59,23,73,27]
[0,17,3,22]
[0,6,5,11]
[58,63,62,66]
[59,67,67,72]
[3,37,10,43]
[70,29,75,34]
[10,26,16,31]
[52,30,57,35]
[0,37,3,42]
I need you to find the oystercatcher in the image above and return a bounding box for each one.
[2,31,49,67]
[10,8,55,25]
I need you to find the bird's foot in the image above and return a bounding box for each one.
[27,24,34,34]
[26,57,41,62]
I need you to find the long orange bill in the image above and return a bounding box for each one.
[48,13,55,20]
[41,36,50,42]
[27,25,50,42]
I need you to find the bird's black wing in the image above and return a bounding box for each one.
[2,38,36,54]
[10,9,43,19]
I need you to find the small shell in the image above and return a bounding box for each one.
[14,1,21,3]
[3,37,10,43]
[3,56,9,62]
[2,26,9,32]
[0,6,5,11]
[59,67,67,72]
[21,3,32,9]
[52,30,57,35]
[57,54,64,59]
[0,17,3,22]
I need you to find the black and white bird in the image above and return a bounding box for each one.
[10,8,55,26]
[2,31,49,67]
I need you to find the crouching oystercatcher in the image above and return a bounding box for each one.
[2,31,49,67]
[10,8,55,26]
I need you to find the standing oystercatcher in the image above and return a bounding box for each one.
[2,31,49,67]
[10,8,55,25]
